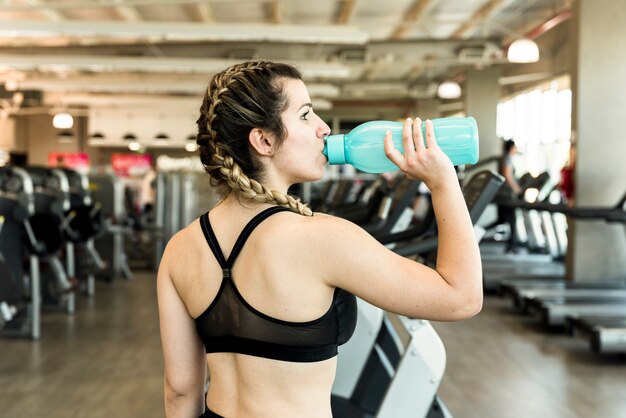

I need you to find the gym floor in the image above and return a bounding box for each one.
[0,271,624,418]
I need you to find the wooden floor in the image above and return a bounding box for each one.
[1,271,625,418]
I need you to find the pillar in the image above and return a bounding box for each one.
[568,0,626,281]
[465,67,501,162]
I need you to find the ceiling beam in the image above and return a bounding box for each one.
[20,75,341,97]
[0,20,368,45]
[337,0,357,24]
[451,0,504,39]
[22,0,65,22]
[113,0,144,22]
[193,3,215,23]
[0,54,353,79]
[265,1,282,24]
[0,0,269,11]
[390,0,432,40]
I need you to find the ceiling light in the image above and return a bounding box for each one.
[507,38,540,63]
[53,112,73,129]
[154,132,170,141]
[185,134,198,152]
[123,132,137,141]
[437,81,462,99]
[4,79,18,91]
[185,143,198,152]
[128,141,142,151]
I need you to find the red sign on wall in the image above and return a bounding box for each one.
[111,153,153,177]
[48,152,90,174]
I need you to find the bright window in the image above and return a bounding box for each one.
[496,79,572,179]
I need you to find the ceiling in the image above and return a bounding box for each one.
[0,0,572,112]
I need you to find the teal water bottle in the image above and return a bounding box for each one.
[323,117,479,173]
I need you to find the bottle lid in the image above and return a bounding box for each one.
[324,134,346,164]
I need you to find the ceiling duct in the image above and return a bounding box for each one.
[409,83,438,99]
[338,48,368,64]
[457,42,501,65]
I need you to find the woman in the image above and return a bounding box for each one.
[157,61,482,418]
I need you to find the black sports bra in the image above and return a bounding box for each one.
[194,206,357,363]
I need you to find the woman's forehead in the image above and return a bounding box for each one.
[283,78,310,108]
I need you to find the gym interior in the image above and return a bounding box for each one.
[1,1,625,417]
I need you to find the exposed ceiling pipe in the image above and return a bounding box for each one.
[525,9,572,40]
[503,9,572,48]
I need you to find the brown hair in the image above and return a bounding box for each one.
[196,61,312,216]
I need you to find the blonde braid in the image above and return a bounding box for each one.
[206,62,313,217]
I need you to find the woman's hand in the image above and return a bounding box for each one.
[384,118,457,191]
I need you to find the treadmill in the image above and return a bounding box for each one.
[376,170,505,258]
[563,195,626,353]
[507,190,626,332]
[498,188,626,299]
[481,172,566,291]
[566,314,626,354]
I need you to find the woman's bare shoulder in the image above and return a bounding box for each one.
[160,217,205,271]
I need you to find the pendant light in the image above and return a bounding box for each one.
[507,0,540,63]
[185,134,198,152]
[53,112,73,129]
[507,38,539,63]
[437,81,462,99]
[154,114,170,142]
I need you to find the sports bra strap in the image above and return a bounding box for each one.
[226,206,291,266]
[200,206,292,270]
[199,212,228,268]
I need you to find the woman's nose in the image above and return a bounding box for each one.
[318,121,331,138]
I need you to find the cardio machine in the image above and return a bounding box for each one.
[0,166,42,339]
[331,170,504,417]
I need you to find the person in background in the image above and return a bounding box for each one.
[559,142,576,207]
[500,139,523,252]
[157,61,482,418]
[140,167,157,221]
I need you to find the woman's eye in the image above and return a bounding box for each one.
[301,111,310,120]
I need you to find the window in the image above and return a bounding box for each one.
[496,78,572,179]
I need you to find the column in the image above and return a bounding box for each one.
[568,0,626,281]
[465,67,501,162]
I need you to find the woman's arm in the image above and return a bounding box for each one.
[157,237,207,418]
[318,118,482,321]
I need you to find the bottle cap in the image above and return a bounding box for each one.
[323,134,346,164]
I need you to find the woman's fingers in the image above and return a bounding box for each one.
[413,118,425,152]
[403,118,417,162]
[424,119,439,149]
[384,129,406,170]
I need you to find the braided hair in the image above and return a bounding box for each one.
[196,61,313,216]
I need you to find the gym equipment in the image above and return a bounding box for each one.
[60,168,106,296]
[332,313,450,418]
[378,170,505,257]
[332,170,504,417]
[497,189,626,353]
[0,166,41,339]
[23,166,77,313]
[89,172,132,280]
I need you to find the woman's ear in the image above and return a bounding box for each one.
[248,128,275,157]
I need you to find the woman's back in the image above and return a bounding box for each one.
[165,202,352,417]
